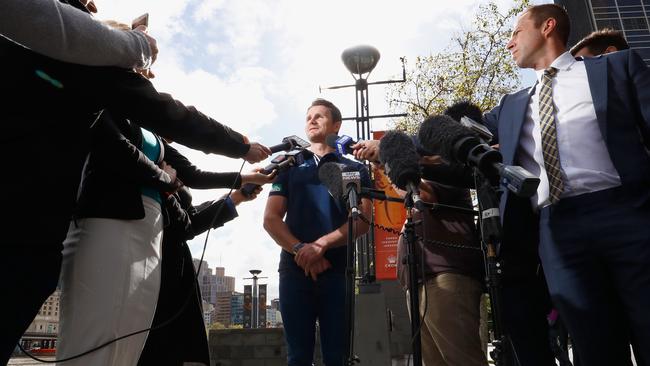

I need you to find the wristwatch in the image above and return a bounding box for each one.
[292,242,307,255]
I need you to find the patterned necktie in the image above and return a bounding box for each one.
[538,67,564,204]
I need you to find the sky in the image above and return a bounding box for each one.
[95,0,547,300]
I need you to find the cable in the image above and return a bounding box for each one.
[19,161,247,363]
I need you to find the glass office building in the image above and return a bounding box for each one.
[556,0,650,64]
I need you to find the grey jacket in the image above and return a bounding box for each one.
[0,0,152,68]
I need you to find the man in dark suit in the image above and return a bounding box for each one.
[484,4,650,366]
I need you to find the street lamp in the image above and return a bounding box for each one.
[244,270,267,328]
[341,45,381,79]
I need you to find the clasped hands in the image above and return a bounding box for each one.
[294,241,330,281]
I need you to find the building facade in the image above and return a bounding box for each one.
[193,260,236,306]
[230,292,244,326]
[556,0,650,64]
[20,290,61,349]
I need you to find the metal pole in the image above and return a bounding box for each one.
[252,275,258,328]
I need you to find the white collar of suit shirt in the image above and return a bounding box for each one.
[528,51,580,95]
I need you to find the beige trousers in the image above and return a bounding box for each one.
[57,196,163,366]
[408,272,488,366]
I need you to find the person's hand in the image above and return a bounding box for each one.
[230,187,262,205]
[80,0,97,13]
[350,140,380,162]
[295,241,326,269]
[307,257,331,281]
[134,25,158,64]
[161,162,183,194]
[419,155,444,166]
[241,168,277,186]
[244,142,271,164]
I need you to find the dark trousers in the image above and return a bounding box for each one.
[279,268,345,366]
[539,186,650,366]
[139,240,209,366]
[500,194,556,366]
[1,245,62,364]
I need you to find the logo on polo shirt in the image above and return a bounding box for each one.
[271,183,282,192]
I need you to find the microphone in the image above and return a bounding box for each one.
[327,133,434,160]
[378,130,424,210]
[326,134,356,155]
[418,115,539,197]
[268,135,311,154]
[443,100,494,142]
[318,162,361,216]
[240,149,314,197]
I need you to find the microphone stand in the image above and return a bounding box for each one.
[474,169,512,366]
[343,184,360,366]
[402,187,423,366]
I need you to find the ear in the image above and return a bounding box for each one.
[333,120,342,134]
[604,45,618,54]
[542,17,557,38]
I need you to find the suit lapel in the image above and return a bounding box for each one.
[585,57,609,142]
[502,88,533,165]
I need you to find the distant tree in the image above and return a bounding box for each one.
[386,0,529,134]
[209,322,226,330]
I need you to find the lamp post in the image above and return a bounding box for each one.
[243,269,267,328]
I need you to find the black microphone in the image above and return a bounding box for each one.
[318,162,361,216]
[418,115,540,197]
[444,100,483,126]
[378,130,423,209]
[267,135,311,154]
[444,100,494,142]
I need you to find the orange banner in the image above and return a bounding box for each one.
[372,131,406,280]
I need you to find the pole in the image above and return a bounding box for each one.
[402,190,422,366]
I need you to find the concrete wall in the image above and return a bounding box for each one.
[209,328,322,366]
[209,280,413,366]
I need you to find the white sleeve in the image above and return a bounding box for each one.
[0,0,152,68]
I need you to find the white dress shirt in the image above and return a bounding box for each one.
[518,51,621,209]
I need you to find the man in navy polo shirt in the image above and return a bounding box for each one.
[264,98,372,366]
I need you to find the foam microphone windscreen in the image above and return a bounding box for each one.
[417,114,477,163]
[378,130,421,190]
[444,100,483,124]
[318,162,344,200]
[325,134,339,150]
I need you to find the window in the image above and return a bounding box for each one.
[617,0,642,6]
[597,18,624,30]
[622,17,649,30]
[590,0,618,7]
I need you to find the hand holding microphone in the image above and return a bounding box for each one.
[243,142,272,164]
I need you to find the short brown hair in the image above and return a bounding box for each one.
[309,98,342,123]
[525,4,571,46]
[570,28,629,56]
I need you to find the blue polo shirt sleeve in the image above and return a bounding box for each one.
[268,169,289,198]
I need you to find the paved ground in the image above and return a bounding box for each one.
[8,357,55,365]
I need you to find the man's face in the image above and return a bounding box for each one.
[506,12,546,68]
[305,105,341,143]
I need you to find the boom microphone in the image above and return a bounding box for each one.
[418,115,539,197]
[444,100,483,126]
[378,130,423,209]
[318,162,361,216]
[444,100,494,142]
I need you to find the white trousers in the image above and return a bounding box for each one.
[57,196,163,366]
